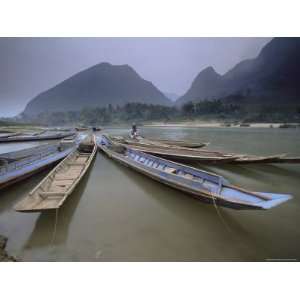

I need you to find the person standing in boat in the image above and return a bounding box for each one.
[131,123,138,139]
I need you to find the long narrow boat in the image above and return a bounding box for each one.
[15,136,97,212]
[110,136,209,149]
[0,134,85,190]
[97,135,292,210]
[111,136,300,165]
[273,157,300,163]
[116,143,240,163]
[142,138,208,148]
[0,132,75,143]
[0,132,22,139]
[231,154,300,164]
[0,144,74,190]
[0,143,61,163]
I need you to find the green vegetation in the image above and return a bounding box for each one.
[17,98,300,126]
[20,103,180,126]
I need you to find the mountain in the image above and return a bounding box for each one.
[164,92,179,102]
[23,63,171,116]
[177,38,300,105]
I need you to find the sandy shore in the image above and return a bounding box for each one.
[0,235,17,262]
[143,122,297,128]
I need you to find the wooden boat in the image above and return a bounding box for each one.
[232,154,300,164]
[111,136,300,165]
[0,144,60,163]
[75,127,89,132]
[113,141,240,163]
[97,135,292,210]
[144,138,208,148]
[0,132,75,143]
[269,156,300,164]
[15,136,97,212]
[232,154,286,164]
[279,123,298,129]
[0,132,22,138]
[110,135,208,149]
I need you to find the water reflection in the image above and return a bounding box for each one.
[103,154,268,260]
[0,169,49,213]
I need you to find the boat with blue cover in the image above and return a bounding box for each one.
[97,135,292,210]
[0,134,85,190]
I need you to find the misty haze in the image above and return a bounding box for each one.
[1,37,300,263]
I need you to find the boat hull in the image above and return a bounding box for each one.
[97,136,291,210]
[0,148,74,191]
[0,132,75,143]
[104,150,260,210]
[120,145,239,163]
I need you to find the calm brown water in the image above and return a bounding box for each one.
[1,127,300,261]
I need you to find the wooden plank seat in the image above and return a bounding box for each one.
[54,174,79,180]
[39,192,66,198]
[68,162,86,166]
[75,157,88,163]
[52,179,73,186]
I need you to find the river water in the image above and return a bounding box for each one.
[0,127,300,261]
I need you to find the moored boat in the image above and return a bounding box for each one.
[110,135,208,149]
[0,143,76,191]
[0,143,62,163]
[15,136,97,212]
[143,138,208,148]
[232,154,286,164]
[113,141,240,163]
[0,132,75,143]
[231,154,300,164]
[97,135,292,210]
[75,127,89,132]
[111,136,300,165]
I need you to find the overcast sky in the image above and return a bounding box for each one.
[0,37,271,117]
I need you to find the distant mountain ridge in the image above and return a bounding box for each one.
[23,62,171,116]
[177,38,300,105]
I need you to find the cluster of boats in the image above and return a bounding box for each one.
[0,131,296,212]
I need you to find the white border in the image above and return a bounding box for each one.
[1,262,299,300]
[1,0,299,299]
[0,0,299,36]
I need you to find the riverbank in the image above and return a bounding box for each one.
[143,122,300,128]
[0,235,17,262]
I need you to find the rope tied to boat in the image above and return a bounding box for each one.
[209,189,232,234]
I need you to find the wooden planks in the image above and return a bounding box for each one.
[14,135,97,212]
